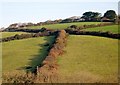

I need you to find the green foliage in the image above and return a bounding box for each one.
[103,10,117,19]
[82,11,101,21]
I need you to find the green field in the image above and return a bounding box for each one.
[82,25,119,34]
[2,36,55,72]
[1,22,119,83]
[57,35,118,83]
[0,42,2,82]
[28,22,103,29]
[1,32,29,38]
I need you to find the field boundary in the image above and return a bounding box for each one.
[36,30,68,82]
[2,27,54,33]
[68,22,114,30]
[1,30,58,42]
[65,29,120,39]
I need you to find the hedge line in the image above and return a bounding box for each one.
[1,31,58,42]
[69,23,114,30]
[3,27,53,33]
[36,30,68,82]
[4,23,114,33]
[65,29,120,39]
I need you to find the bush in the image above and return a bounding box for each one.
[70,25,77,29]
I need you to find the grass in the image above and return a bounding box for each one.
[82,25,119,34]
[1,32,29,38]
[57,35,118,83]
[2,36,55,73]
[28,22,104,29]
[0,41,1,82]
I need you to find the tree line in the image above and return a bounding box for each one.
[61,10,117,23]
[6,10,118,29]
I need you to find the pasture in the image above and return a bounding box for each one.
[2,36,55,72]
[57,35,118,83]
[1,32,29,38]
[28,22,103,29]
[82,25,119,34]
[1,22,119,83]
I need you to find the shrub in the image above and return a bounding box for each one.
[70,25,77,29]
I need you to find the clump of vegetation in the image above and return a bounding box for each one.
[2,71,36,83]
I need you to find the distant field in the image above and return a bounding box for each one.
[28,22,104,29]
[57,35,118,83]
[2,36,55,72]
[82,25,119,34]
[1,32,29,38]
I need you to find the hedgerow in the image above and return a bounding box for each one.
[65,29,120,39]
[69,23,114,30]
[1,31,58,42]
[36,30,68,82]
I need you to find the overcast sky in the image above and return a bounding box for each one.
[0,0,119,28]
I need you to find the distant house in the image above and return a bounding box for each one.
[79,18,85,21]
[8,23,29,28]
[61,16,85,23]
[101,17,112,22]
[0,27,5,32]
[68,16,81,20]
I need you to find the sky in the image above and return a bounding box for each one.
[0,0,119,28]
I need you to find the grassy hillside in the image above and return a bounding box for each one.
[0,42,1,81]
[1,32,29,38]
[57,35,118,83]
[2,36,55,72]
[28,22,103,29]
[82,25,119,34]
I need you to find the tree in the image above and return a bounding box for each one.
[81,11,101,21]
[103,10,117,19]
